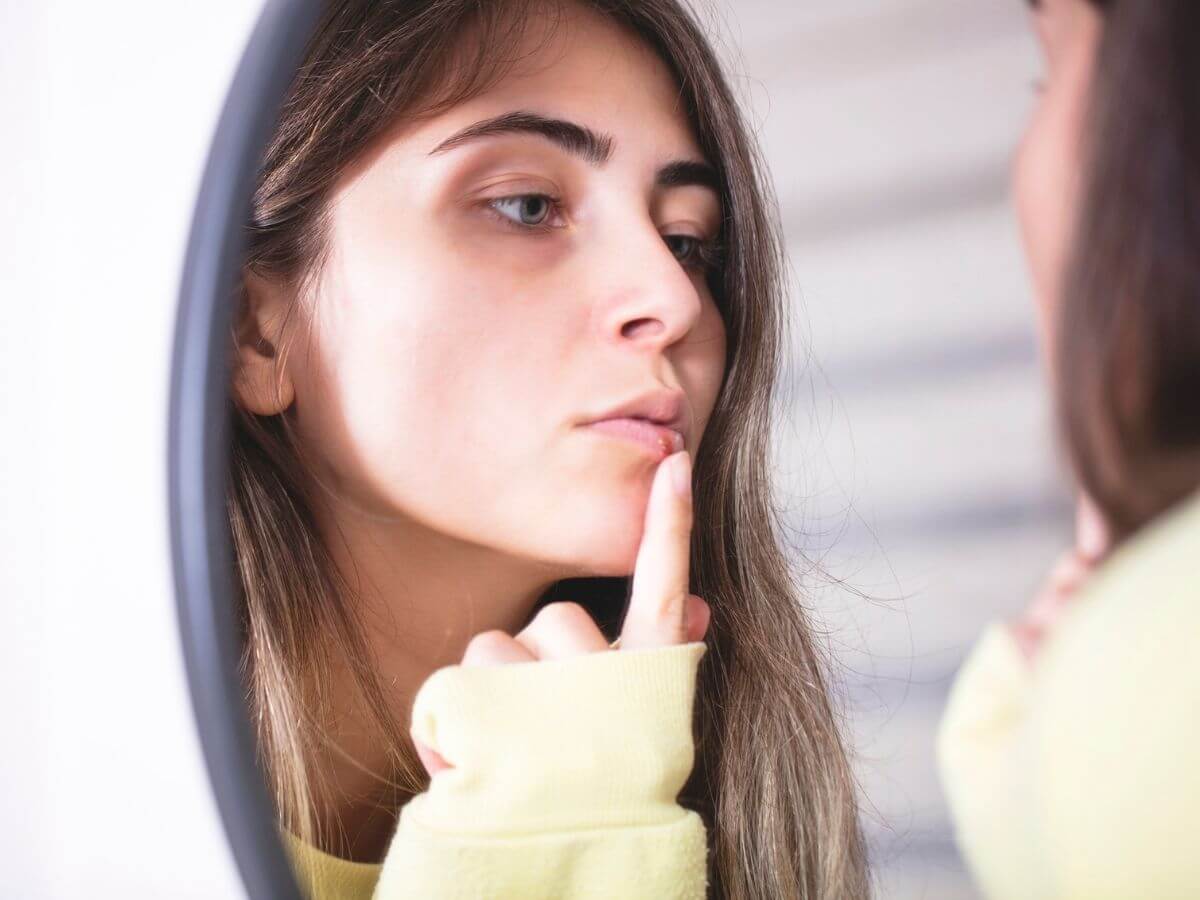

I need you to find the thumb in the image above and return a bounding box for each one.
[413,736,452,777]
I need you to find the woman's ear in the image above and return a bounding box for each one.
[233,269,296,416]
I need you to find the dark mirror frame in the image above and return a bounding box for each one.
[169,2,323,897]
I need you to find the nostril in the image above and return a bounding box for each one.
[620,318,665,340]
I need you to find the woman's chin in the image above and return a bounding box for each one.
[552,502,649,575]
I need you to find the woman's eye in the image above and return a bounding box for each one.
[664,234,710,269]
[489,194,558,227]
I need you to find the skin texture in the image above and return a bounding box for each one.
[1010,0,1110,660]
[235,4,723,861]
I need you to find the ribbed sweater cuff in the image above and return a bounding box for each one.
[406,642,706,833]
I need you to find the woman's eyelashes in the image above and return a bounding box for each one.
[664,233,723,273]
[487,193,566,229]
[483,192,721,273]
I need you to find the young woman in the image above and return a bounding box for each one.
[228,1,869,897]
[938,1,1200,896]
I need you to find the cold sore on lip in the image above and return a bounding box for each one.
[584,417,684,457]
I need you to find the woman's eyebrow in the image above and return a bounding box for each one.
[428,110,720,191]
[657,159,720,192]
[429,111,614,164]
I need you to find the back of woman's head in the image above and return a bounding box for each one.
[230,2,869,897]
[1060,0,1200,539]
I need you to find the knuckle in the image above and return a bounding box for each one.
[657,616,687,643]
[657,592,687,620]
[534,601,591,630]
[464,629,514,659]
[629,597,687,643]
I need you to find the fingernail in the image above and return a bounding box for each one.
[671,451,691,498]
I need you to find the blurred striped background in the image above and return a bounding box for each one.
[708,1,1074,895]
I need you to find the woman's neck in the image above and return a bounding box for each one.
[305,498,565,862]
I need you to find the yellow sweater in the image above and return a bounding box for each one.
[284,641,709,899]
[937,489,1200,899]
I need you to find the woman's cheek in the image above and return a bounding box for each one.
[1013,95,1076,357]
[692,300,728,428]
[1015,122,1052,346]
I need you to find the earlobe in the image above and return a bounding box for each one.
[233,270,296,416]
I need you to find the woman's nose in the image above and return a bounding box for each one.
[593,224,705,352]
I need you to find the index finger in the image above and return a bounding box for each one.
[619,450,693,650]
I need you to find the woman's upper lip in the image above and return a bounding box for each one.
[580,389,689,439]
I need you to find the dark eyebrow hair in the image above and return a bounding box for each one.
[656,159,720,192]
[429,111,614,164]
[429,110,721,195]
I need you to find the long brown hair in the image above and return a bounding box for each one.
[229,2,869,896]
[1059,0,1200,539]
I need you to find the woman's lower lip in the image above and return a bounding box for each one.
[583,418,684,457]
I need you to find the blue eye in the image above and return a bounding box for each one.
[490,194,556,226]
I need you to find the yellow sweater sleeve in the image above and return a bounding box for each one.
[374,641,709,900]
[937,492,1200,900]
[936,623,1054,900]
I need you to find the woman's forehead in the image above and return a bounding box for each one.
[331,3,710,203]
[444,3,702,158]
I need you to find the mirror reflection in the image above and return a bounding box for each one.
[229,2,844,897]
[214,1,1200,898]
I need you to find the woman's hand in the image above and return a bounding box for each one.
[1009,493,1110,661]
[414,449,709,777]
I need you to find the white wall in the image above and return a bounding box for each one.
[2,2,262,896]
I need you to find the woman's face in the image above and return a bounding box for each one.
[1013,0,1104,354]
[274,5,726,576]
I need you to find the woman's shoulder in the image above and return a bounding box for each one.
[1049,486,1200,650]
[1037,484,1200,725]
[1032,487,1200,897]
